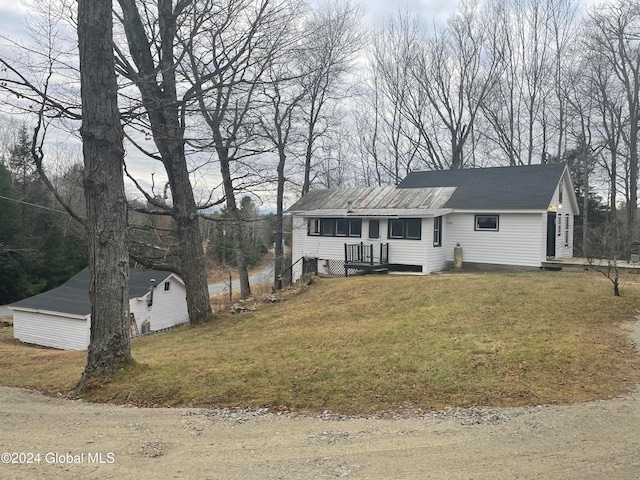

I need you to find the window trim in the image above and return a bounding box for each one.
[307,218,362,238]
[309,218,321,236]
[564,214,570,247]
[336,219,349,236]
[164,281,171,292]
[474,214,499,231]
[388,218,422,240]
[433,216,442,247]
[368,219,380,239]
[559,179,564,205]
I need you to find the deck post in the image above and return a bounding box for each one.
[344,243,349,277]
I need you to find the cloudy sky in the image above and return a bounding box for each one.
[0,0,461,39]
[0,0,463,204]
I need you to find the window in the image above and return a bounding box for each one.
[557,212,562,236]
[309,218,321,236]
[164,281,171,292]
[389,219,405,238]
[350,220,362,237]
[559,180,563,205]
[433,216,442,247]
[475,215,499,231]
[336,219,349,236]
[307,218,362,238]
[369,220,380,239]
[388,218,422,240]
[565,214,570,246]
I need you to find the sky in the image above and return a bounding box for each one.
[0,0,464,207]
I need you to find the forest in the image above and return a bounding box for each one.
[0,0,636,367]
[0,123,278,304]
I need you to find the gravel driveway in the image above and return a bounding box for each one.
[1,319,639,480]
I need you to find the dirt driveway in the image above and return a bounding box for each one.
[1,320,640,480]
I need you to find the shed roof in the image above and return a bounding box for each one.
[287,186,455,216]
[397,162,568,210]
[9,268,176,316]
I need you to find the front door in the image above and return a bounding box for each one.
[546,212,556,258]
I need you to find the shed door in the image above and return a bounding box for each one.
[546,212,556,258]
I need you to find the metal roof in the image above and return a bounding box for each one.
[288,186,456,216]
[9,268,176,317]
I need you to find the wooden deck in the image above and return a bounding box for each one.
[344,242,390,277]
[542,257,640,274]
[344,262,390,276]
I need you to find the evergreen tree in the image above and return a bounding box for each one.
[0,127,88,304]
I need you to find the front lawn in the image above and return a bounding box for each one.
[1,271,639,414]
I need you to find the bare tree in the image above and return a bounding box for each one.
[586,219,626,296]
[547,0,581,158]
[77,0,132,385]
[115,0,212,323]
[256,40,307,289]
[185,0,301,298]
[576,44,624,222]
[363,8,424,182]
[410,0,500,170]
[299,0,364,194]
[585,0,640,240]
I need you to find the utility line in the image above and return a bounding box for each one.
[0,194,77,216]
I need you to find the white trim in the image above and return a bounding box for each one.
[453,209,547,214]
[295,208,453,217]
[8,307,89,320]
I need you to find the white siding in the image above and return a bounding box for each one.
[427,217,447,273]
[291,215,306,281]
[147,279,189,331]
[129,298,149,333]
[12,275,189,350]
[547,172,577,259]
[555,213,573,258]
[384,218,429,273]
[12,310,90,350]
[130,278,189,332]
[444,212,546,267]
[291,215,445,278]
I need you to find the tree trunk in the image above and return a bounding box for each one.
[582,156,589,257]
[163,154,211,324]
[117,0,212,324]
[77,0,132,385]
[219,150,251,299]
[274,146,286,290]
[628,116,638,241]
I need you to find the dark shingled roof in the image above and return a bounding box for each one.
[9,268,175,316]
[397,162,567,210]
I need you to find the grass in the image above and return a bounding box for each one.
[1,271,640,414]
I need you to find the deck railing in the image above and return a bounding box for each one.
[344,242,389,265]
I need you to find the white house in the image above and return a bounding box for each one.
[288,162,579,280]
[9,268,189,350]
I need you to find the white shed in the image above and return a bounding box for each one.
[9,268,189,350]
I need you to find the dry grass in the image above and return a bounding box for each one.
[210,281,274,313]
[1,271,640,414]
